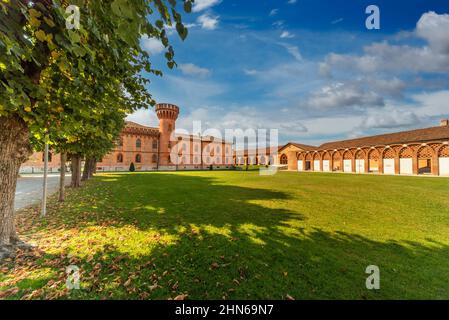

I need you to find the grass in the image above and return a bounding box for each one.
[1,170,449,300]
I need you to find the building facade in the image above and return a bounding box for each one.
[20,103,234,173]
[277,119,449,177]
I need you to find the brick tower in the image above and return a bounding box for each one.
[156,103,179,166]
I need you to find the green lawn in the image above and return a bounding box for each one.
[1,171,449,299]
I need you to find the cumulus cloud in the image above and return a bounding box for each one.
[192,0,222,12]
[321,12,449,75]
[305,83,384,110]
[280,31,295,39]
[197,13,219,30]
[179,63,211,77]
[141,36,165,55]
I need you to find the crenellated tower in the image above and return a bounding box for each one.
[156,103,179,166]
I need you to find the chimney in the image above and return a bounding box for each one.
[441,119,449,127]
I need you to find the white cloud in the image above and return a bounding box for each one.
[280,31,295,39]
[305,82,384,110]
[321,12,449,75]
[287,0,297,4]
[197,13,219,30]
[179,63,211,77]
[141,36,165,55]
[192,0,222,12]
[244,69,258,75]
[283,44,302,61]
[269,9,279,16]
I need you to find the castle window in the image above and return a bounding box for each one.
[135,154,142,163]
[152,154,157,163]
[136,138,142,148]
[152,140,157,150]
[117,153,123,163]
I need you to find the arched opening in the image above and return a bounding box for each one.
[304,153,313,171]
[117,153,123,163]
[438,145,449,176]
[355,150,365,173]
[260,155,266,165]
[322,152,331,172]
[332,152,342,171]
[398,146,413,175]
[135,154,142,163]
[417,145,433,175]
[368,149,380,173]
[313,153,321,171]
[343,151,353,172]
[280,154,288,165]
[382,147,396,175]
[136,138,142,148]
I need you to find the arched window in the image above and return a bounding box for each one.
[117,153,123,163]
[135,154,142,163]
[280,154,288,165]
[152,140,157,150]
[136,138,142,148]
[152,154,157,163]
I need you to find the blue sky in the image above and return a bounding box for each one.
[128,0,449,146]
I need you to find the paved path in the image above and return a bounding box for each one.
[14,174,71,211]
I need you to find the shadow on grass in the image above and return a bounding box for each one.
[3,172,449,299]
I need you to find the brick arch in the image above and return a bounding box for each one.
[417,145,434,158]
[367,148,380,172]
[343,150,353,160]
[368,148,380,160]
[399,146,413,158]
[417,145,434,175]
[280,154,288,165]
[332,151,342,160]
[297,152,305,160]
[322,152,331,160]
[305,153,313,161]
[331,151,342,171]
[382,147,396,159]
[313,152,321,161]
[438,145,449,157]
[355,149,365,159]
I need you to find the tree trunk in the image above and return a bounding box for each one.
[81,157,89,181]
[59,153,66,202]
[82,157,96,181]
[0,116,32,246]
[89,160,97,178]
[70,154,82,187]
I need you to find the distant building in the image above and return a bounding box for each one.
[20,103,234,173]
[277,119,449,176]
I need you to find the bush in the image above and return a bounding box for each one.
[129,162,136,172]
